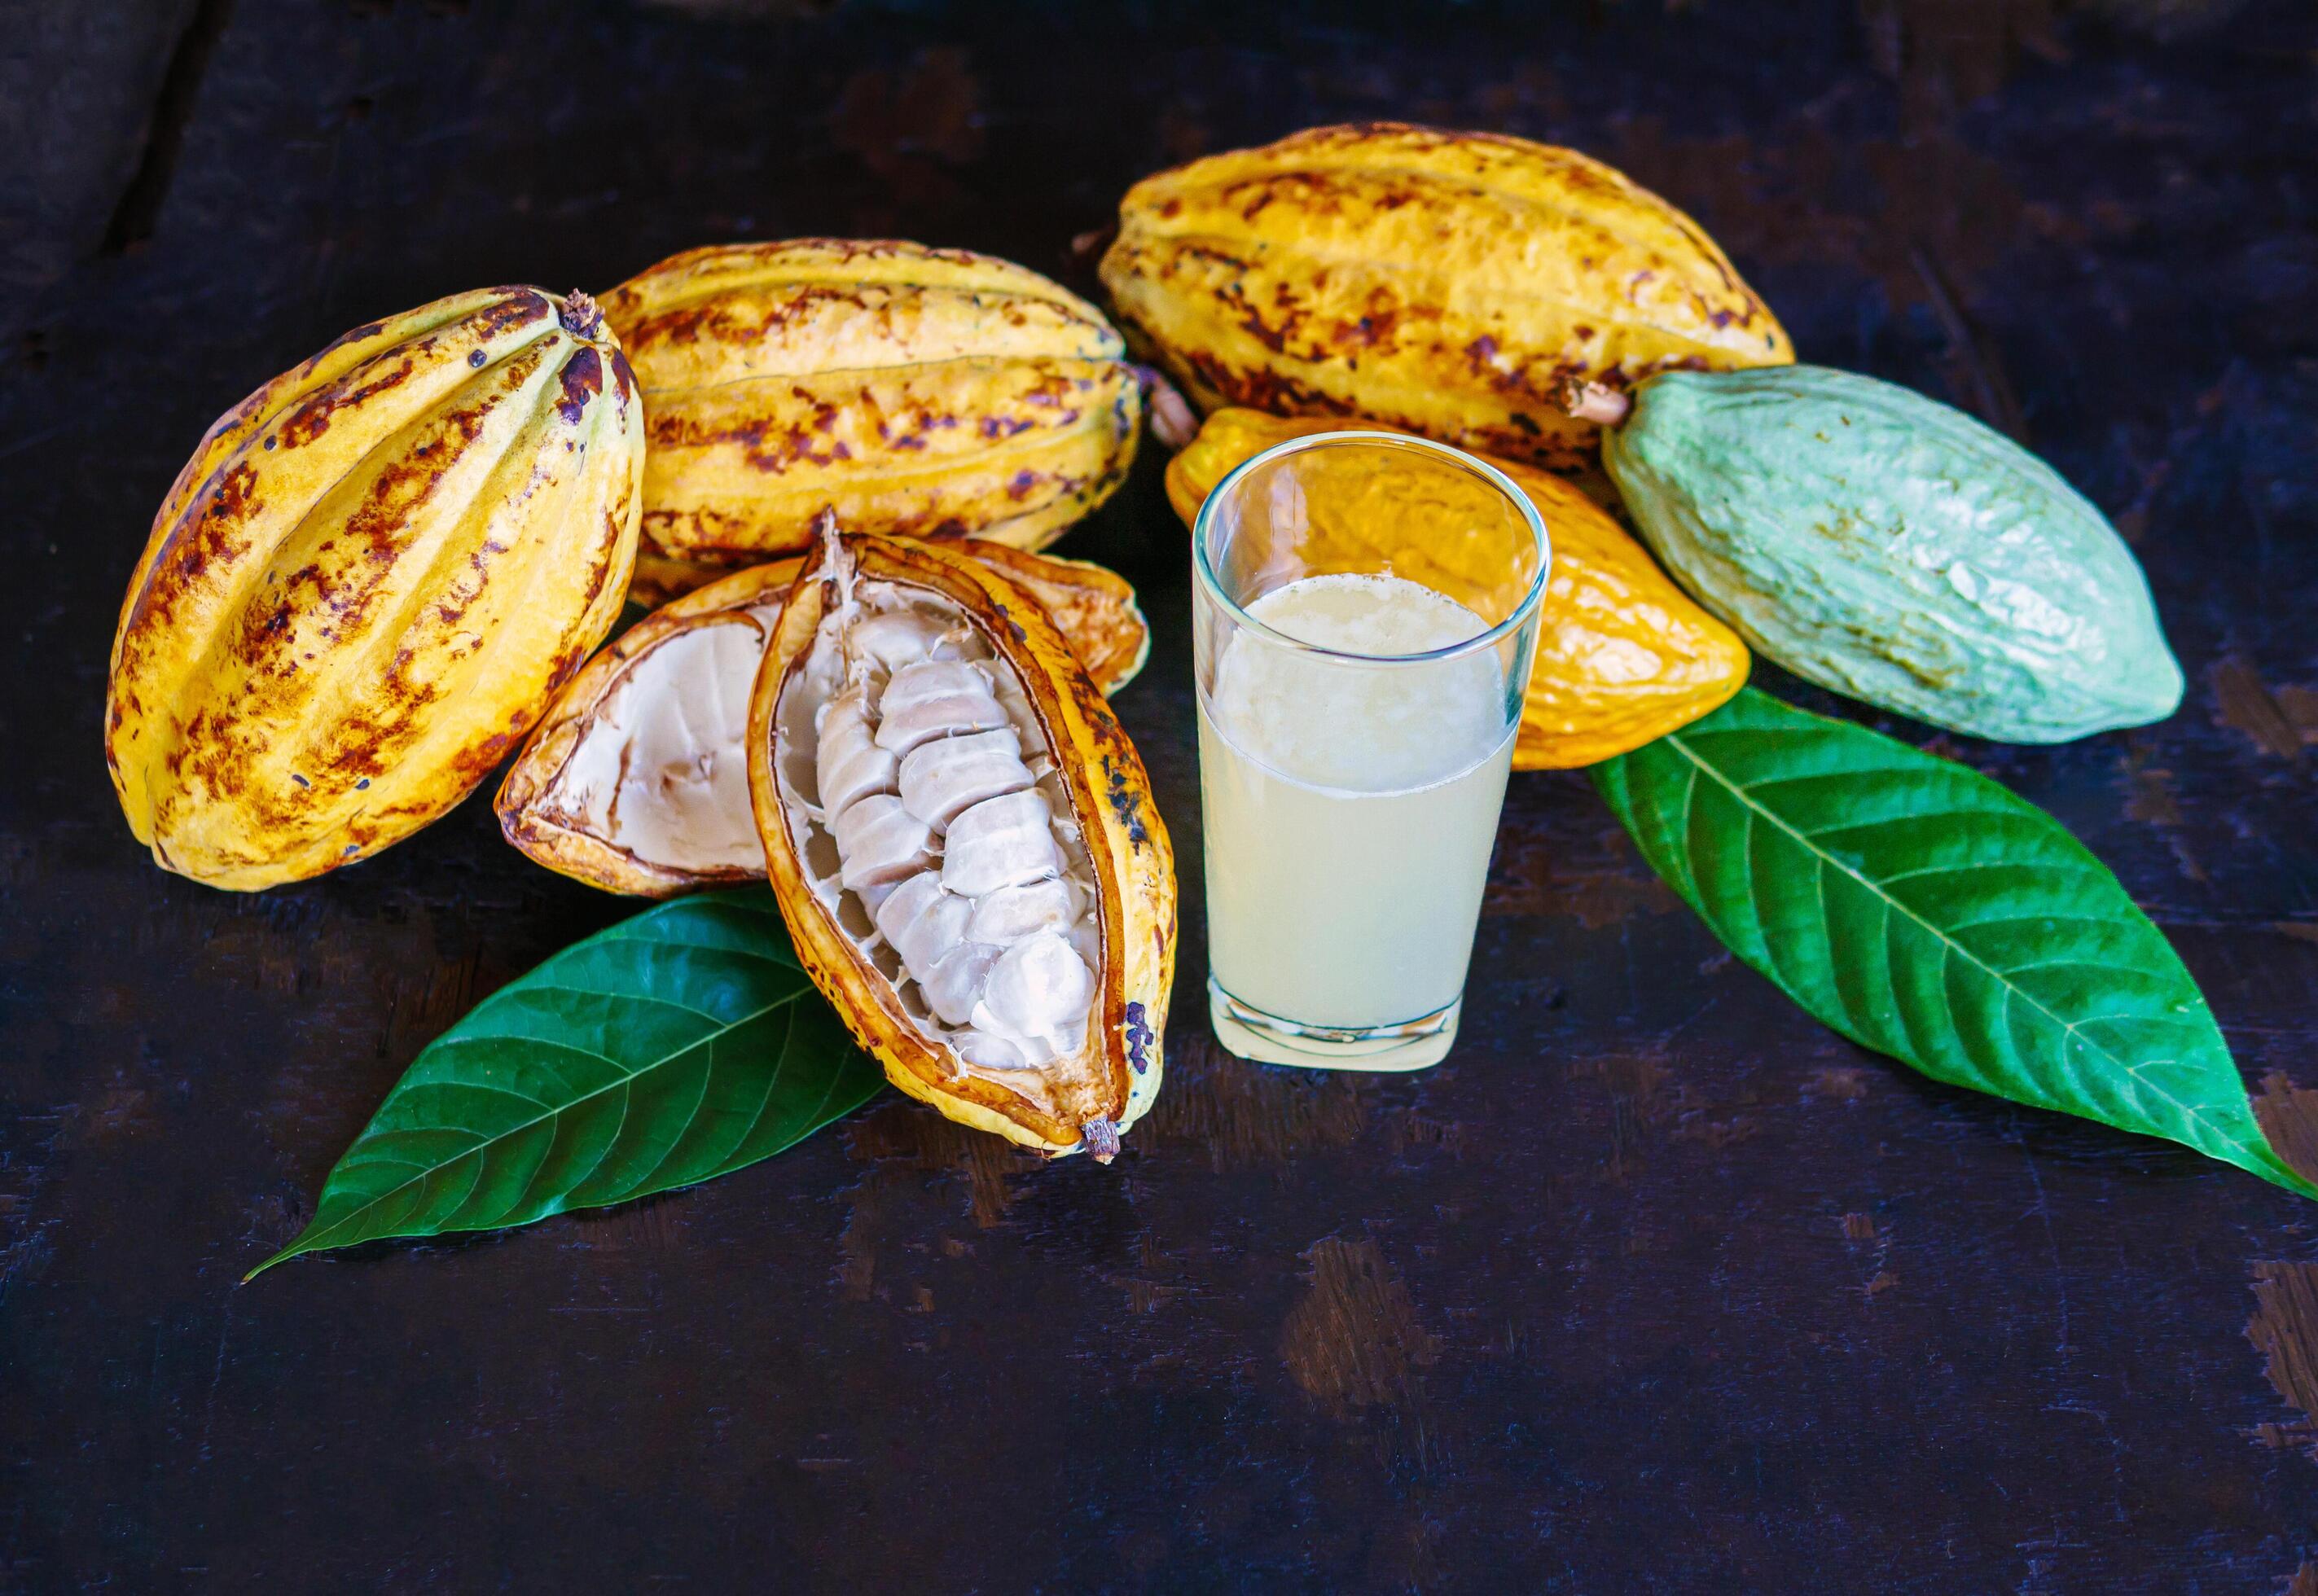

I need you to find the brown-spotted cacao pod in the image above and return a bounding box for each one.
[602,239,1144,561]
[747,525,1174,1158]
[1101,122,1792,473]
[1166,410,1749,767]
[106,287,643,891]
[626,546,758,611]
[498,540,1151,897]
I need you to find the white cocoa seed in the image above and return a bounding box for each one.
[815,686,897,819]
[965,877,1081,944]
[874,870,971,981]
[921,940,1003,1026]
[831,793,937,892]
[876,660,1008,753]
[942,788,1060,897]
[898,727,1033,830]
[975,931,1094,1042]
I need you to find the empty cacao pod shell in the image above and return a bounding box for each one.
[1100,122,1791,473]
[603,239,1144,560]
[1166,410,1749,768]
[498,540,1151,897]
[107,287,644,890]
[748,524,1174,1158]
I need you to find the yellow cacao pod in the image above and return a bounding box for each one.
[107,287,644,890]
[748,526,1174,1158]
[1166,410,1749,767]
[1102,122,1791,473]
[604,239,1144,560]
[498,540,1150,897]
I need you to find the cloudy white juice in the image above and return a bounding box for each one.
[1198,572,1514,1041]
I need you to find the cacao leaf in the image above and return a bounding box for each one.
[248,891,884,1278]
[1592,688,2315,1199]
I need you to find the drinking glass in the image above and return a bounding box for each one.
[1192,431,1550,1071]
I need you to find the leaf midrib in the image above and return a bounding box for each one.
[1659,726,2249,1157]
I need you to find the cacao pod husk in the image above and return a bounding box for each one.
[107,287,644,890]
[498,540,1150,897]
[626,546,758,611]
[1166,410,1749,768]
[604,239,1144,560]
[748,524,1174,1158]
[1101,122,1791,473]
[1578,366,2185,743]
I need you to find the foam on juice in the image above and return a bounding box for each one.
[1210,572,1506,792]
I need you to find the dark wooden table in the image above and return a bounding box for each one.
[8,2,2318,1589]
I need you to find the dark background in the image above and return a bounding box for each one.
[7,1,2318,1589]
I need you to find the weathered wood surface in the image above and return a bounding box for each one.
[6,2,2318,1589]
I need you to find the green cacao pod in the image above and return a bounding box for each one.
[1578,366,2184,743]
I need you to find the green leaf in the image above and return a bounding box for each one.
[248,890,885,1278]
[1593,688,2315,1199]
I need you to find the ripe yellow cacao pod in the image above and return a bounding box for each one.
[748,525,1174,1158]
[498,540,1150,897]
[107,287,644,890]
[603,239,1144,560]
[1166,410,1749,767]
[1101,122,1792,472]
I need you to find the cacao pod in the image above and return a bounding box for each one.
[748,524,1174,1158]
[498,541,1151,897]
[603,239,1144,560]
[1166,410,1749,767]
[626,546,757,611]
[107,287,644,890]
[1571,367,2185,743]
[1100,122,1792,473]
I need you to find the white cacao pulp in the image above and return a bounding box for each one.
[544,610,776,873]
[777,573,1103,1081]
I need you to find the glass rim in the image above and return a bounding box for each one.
[1191,429,1552,667]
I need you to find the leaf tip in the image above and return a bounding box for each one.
[241,1242,306,1283]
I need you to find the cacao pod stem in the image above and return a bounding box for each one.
[1081,1117,1121,1163]
[1066,224,1117,273]
[559,289,606,340]
[1556,377,1633,428]
[1139,367,1201,450]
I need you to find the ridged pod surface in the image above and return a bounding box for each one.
[1596,366,2185,743]
[603,240,1144,560]
[106,287,644,890]
[498,540,1150,897]
[1166,410,1749,767]
[1101,122,1791,472]
[749,527,1174,1157]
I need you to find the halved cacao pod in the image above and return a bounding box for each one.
[1100,122,1791,473]
[106,287,643,890]
[602,239,1144,560]
[498,541,1151,897]
[1166,410,1749,768]
[747,524,1174,1158]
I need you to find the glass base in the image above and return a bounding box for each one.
[1206,979,1460,1072]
